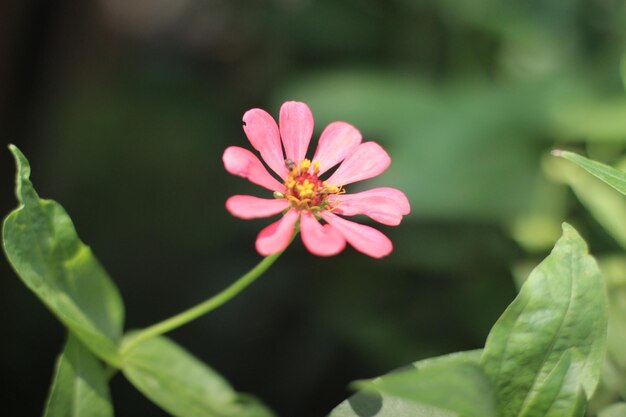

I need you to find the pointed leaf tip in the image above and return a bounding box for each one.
[554,150,626,196]
[8,144,31,178]
[560,222,578,238]
[559,222,589,252]
[8,144,35,205]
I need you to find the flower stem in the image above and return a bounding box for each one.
[121,250,284,355]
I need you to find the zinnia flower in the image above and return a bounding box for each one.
[223,101,410,258]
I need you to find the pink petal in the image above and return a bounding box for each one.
[312,122,362,175]
[279,101,314,163]
[223,146,285,192]
[330,187,410,226]
[326,142,391,186]
[255,209,299,256]
[243,109,288,178]
[300,211,346,256]
[226,195,290,219]
[321,212,393,258]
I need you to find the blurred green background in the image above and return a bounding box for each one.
[1,0,625,416]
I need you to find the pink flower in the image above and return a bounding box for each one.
[223,101,410,258]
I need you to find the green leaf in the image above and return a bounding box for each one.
[355,358,497,417]
[329,350,482,417]
[517,350,586,417]
[121,333,275,417]
[598,403,626,417]
[553,150,626,195]
[43,335,114,417]
[546,156,626,249]
[481,223,608,417]
[2,145,124,365]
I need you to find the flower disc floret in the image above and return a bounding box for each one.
[280,159,343,211]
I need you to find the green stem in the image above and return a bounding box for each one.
[121,250,284,355]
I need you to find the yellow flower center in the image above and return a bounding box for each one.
[276,159,343,211]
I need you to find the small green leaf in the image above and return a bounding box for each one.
[553,150,626,195]
[598,403,626,417]
[481,223,608,417]
[121,333,275,417]
[2,145,124,365]
[43,335,114,417]
[547,156,626,249]
[329,350,482,417]
[355,358,497,417]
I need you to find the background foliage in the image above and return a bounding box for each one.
[1,0,625,416]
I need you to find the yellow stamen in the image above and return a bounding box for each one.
[299,159,311,173]
[298,198,312,206]
[278,158,344,212]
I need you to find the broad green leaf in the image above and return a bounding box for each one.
[329,350,482,417]
[546,156,626,249]
[355,358,497,417]
[517,350,586,417]
[481,223,607,417]
[121,333,275,417]
[2,145,124,365]
[553,150,626,195]
[43,335,114,417]
[599,403,626,417]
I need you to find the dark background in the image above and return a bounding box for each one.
[1,1,625,416]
